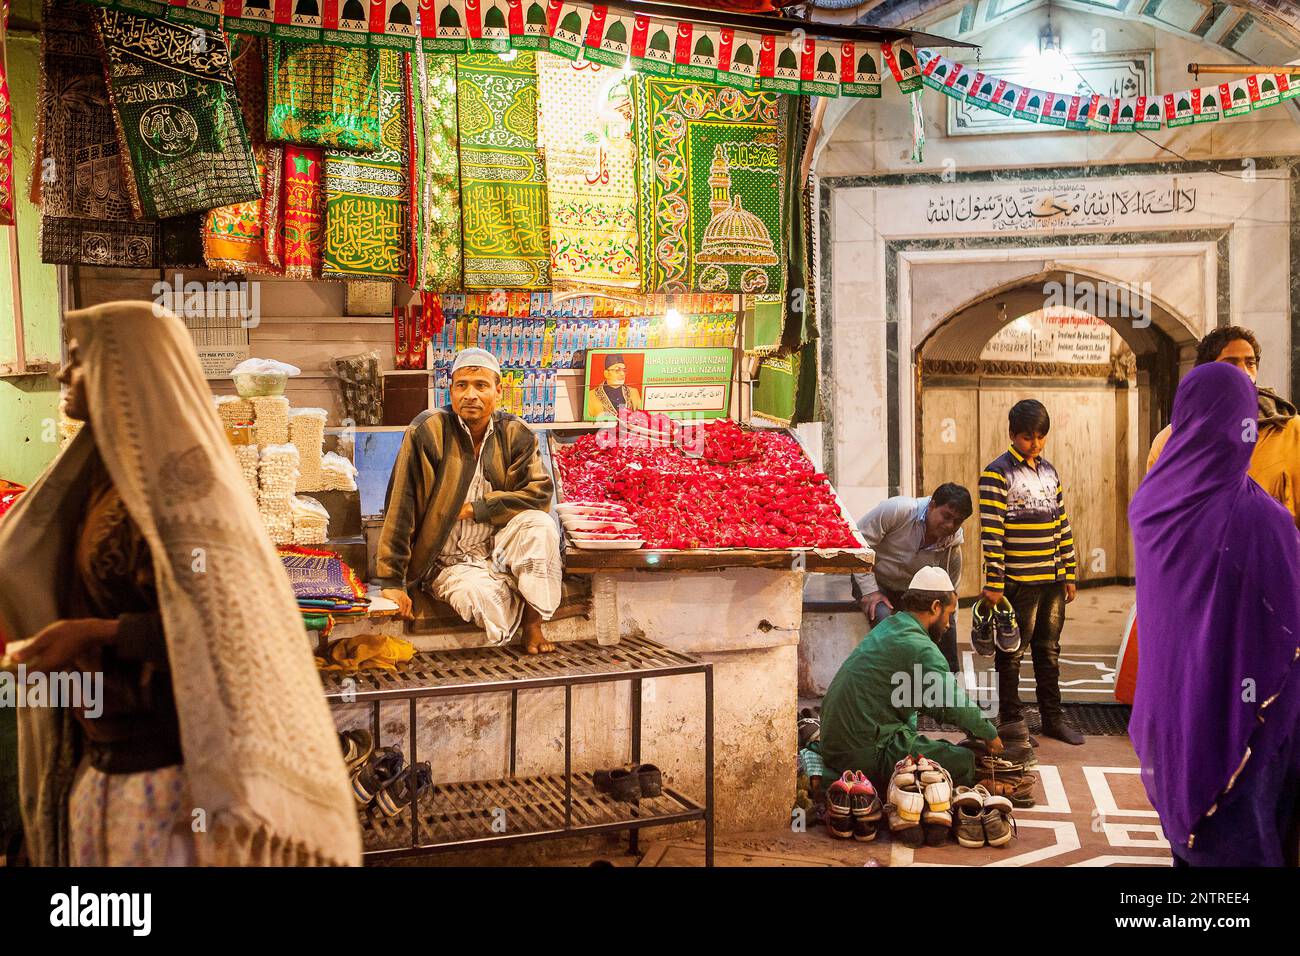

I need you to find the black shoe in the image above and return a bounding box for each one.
[970,600,997,657]
[992,600,1021,654]
[1041,718,1084,746]
[351,746,405,804]
[374,762,433,817]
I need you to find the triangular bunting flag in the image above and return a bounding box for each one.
[805,39,840,97]
[921,53,953,91]
[586,8,633,66]
[1134,94,1163,130]
[548,1,593,59]
[839,41,880,98]
[633,16,675,76]
[1013,87,1046,123]
[427,0,467,50]
[1164,90,1194,127]
[1220,78,1252,117]
[720,29,760,91]
[1194,85,1220,123]
[882,39,920,93]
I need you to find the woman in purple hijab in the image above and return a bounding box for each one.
[1130,362,1300,866]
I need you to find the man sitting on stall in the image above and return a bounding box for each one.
[850,483,972,672]
[816,567,1002,788]
[376,348,562,654]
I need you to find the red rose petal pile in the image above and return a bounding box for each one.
[557,419,860,550]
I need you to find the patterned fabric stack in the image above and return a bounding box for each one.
[96,10,261,220]
[266,42,382,151]
[537,53,640,291]
[323,51,409,280]
[289,408,327,492]
[457,52,550,289]
[203,38,284,274]
[278,545,369,620]
[635,78,785,294]
[36,0,202,268]
[409,47,462,293]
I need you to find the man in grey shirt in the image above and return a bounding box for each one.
[850,483,973,670]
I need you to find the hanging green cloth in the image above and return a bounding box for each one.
[96,10,262,221]
[456,51,550,290]
[322,51,408,281]
[635,77,784,294]
[409,46,461,293]
[266,41,381,152]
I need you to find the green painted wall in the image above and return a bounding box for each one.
[0,35,62,486]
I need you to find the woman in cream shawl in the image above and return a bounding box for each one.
[0,302,360,866]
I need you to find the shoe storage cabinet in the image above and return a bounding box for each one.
[321,635,714,864]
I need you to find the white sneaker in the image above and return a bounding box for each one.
[887,756,924,825]
[916,757,953,816]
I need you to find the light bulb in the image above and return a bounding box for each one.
[665,308,683,329]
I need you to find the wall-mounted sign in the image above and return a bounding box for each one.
[981,310,1114,365]
[583,347,734,420]
[947,51,1153,136]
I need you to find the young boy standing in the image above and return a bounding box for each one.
[979,399,1083,745]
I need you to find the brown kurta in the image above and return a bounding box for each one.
[69,456,181,774]
[375,408,554,591]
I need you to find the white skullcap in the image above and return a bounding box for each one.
[451,347,502,376]
[908,566,956,592]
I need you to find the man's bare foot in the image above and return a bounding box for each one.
[523,622,555,655]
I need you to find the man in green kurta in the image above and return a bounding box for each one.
[817,567,1002,787]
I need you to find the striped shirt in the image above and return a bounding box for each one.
[979,445,1077,591]
[440,416,496,563]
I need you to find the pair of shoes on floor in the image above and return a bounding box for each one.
[594,763,662,803]
[885,756,953,847]
[970,597,1021,656]
[349,740,435,819]
[973,755,1039,809]
[826,771,882,842]
[953,785,1015,848]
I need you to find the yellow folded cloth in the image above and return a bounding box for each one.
[315,633,416,672]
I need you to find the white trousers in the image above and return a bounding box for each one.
[428,510,562,645]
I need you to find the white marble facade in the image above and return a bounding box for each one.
[813,3,1299,517]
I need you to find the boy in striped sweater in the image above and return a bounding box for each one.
[979,399,1084,746]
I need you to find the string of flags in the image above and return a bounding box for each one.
[66,0,1300,127]
[919,49,1300,129]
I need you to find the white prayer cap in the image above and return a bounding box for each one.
[908,566,955,592]
[451,347,502,377]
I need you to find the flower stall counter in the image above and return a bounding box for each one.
[544,416,874,575]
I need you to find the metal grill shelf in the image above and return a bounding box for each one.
[359,773,704,860]
[321,635,704,701]
[324,636,714,864]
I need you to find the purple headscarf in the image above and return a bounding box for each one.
[1129,362,1300,851]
